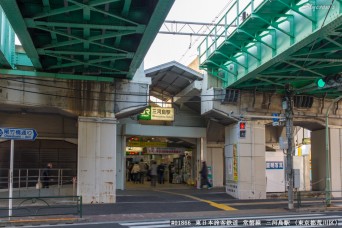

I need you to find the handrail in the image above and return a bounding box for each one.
[198,0,265,64]
[0,168,77,192]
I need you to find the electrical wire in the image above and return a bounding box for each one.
[0,77,228,98]
[0,84,227,104]
[178,0,234,64]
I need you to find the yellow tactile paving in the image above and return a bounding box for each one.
[155,189,237,211]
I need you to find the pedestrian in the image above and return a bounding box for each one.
[157,163,165,184]
[199,161,212,189]
[139,159,147,184]
[150,161,158,187]
[131,162,140,183]
[127,163,133,182]
[42,162,52,188]
[168,162,175,183]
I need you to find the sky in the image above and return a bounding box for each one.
[143,0,232,70]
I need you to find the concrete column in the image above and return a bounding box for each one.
[78,117,117,204]
[330,128,342,197]
[196,137,207,189]
[311,129,325,191]
[312,128,342,197]
[225,122,266,199]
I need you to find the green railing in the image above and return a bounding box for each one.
[198,0,264,65]
[0,195,82,218]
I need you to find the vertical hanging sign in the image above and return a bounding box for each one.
[233,144,238,182]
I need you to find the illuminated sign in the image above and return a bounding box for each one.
[138,106,174,121]
[146,147,184,154]
[127,141,167,147]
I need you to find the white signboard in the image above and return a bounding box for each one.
[151,107,174,121]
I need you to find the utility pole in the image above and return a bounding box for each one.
[284,85,294,210]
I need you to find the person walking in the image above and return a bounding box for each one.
[150,161,158,187]
[168,162,175,183]
[157,163,165,184]
[138,159,147,184]
[199,161,212,189]
[42,162,53,188]
[131,162,140,183]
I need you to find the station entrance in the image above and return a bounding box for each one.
[119,124,207,190]
[125,136,196,189]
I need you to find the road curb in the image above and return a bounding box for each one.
[0,217,81,227]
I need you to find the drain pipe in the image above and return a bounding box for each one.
[325,95,342,207]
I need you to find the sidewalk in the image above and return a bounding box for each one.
[0,185,341,226]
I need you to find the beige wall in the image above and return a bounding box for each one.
[207,144,224,187]
[225,121,266,199]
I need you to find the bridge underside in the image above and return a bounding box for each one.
[0,0,174,81]
[199,0,342,99]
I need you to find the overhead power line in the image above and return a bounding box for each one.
[159,20,235,37]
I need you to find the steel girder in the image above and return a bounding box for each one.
[0,0,174,81]
[199,0,342,98]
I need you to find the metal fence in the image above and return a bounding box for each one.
[295,191,342,209]
[0,168,76,189]
[0,196,82,218]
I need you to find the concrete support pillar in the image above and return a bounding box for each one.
[225,122,266,199]
[196,137,207,189]
[312,128,342,197]
[78,117,117,204]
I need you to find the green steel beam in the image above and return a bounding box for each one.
[277,0,316,23]
[264,62,342,74]
[207,60,237,76]
[26,20,145,32]
[35,26,130,53]
[237,29,275,50]
[257,74,319,79]
[283,61,325,77]
[127,0,175,79]
[255,77,286,87]
[115,0,132,47]
[48,56,130,70]
[252,13,294,38]
[45,53,127,73]
[288,57,342,62]
[216,51,247,69]
[226,41,260,61]
[0,8,15,68]
[0,1,42,68]
[259,29,277,56]
[324,37,342,48]
[67,0,139,26]
[33,0,118,19]
[0,69,114,82]
[293,47,342,56]
[40,31,136,51]
[14,52,33,67]
[38,50,133,58]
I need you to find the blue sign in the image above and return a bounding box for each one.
[272,113,279,122]
[266,161,284,170]
[0,128,38,141]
